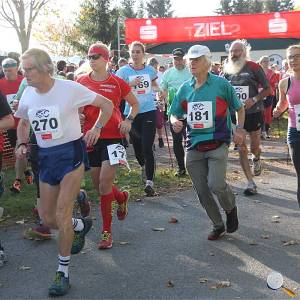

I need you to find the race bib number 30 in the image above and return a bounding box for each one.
[234,86,249,103]
[107,144,130,170]
[129,74,151,95]
[187,101,213,129]
[28,106,63,140]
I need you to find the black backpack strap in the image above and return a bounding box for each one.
[286,76,291,95]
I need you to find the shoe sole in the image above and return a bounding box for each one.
[25,228,52,240]
[98,243,113,250]
[207,231,226,241]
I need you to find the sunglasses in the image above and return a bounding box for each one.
[87,54,102,60]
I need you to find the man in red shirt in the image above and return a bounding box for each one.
[77,42,139,249]
[0,58,33,193]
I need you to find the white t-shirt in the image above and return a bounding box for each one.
[15,79,97,148]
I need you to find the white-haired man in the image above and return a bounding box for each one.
[169,45,245,240]
[15,48,113,296]
[223,40,271,196]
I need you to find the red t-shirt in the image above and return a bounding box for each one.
[0,75,23,129]
[77,72,131,139]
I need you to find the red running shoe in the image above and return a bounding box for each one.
[117,191,129,221]
[28,225,52,239]
[10,179,21,193]
[98,231,113,249]
[24,170,34,185]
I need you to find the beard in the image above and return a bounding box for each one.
[223,57,246,75]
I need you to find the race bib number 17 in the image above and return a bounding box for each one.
[107,144,130,170]
[187,101,213,129]
[28,106,63,140]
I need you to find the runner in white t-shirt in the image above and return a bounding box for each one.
[15,48,113,297]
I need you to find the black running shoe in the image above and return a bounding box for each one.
[144,185,155,197]
[71,218,92,255]
[48,271,70,296]
[207,226,226,241]
[226,206,239,233]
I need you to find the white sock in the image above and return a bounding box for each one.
[146,180,153,187]
[57,255,70,278]
[72,218,84,231]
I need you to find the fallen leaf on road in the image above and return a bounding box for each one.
[135,198,142,202]
[166,280,174,288]
[152,227,165,232]
[272,215,280,219]
[209,252,215,256]
[199,278,208,283]
[261,235,270,239]
[119,241,130,245]
[182,204,187,207]
[16,220,25,224]
[271,219,280,223]
[19,266,31,271]
[282,240,299,246]
[210,281,231,289]
[169,217,178,223]
[254,200,262,204]
[249,241,258,246]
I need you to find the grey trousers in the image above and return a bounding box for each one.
[186,143,236,229]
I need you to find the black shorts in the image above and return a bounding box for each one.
[6,129,17,148]
[244,112,263,133]
[88,138,123,168]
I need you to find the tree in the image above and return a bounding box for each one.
[146,0,173,18]
[0,0,49,53]
[137,0,145,18]
[120,0,137,18]
[71,0,119,54]
[215,0,295,15]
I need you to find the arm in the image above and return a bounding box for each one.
[233,105,246,146]
[119,92,139,135]
[170,114,184,133]
[273,78,289,118]
[83,94,113,147]
[0,114,14,131]
[15,119,30,159]
[151,79,161,92]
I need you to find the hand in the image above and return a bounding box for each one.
[130,77,141,87]
[12,100,19,111]
[15,144,27,159]
[79,113,86,126]
[233,128,246,146]
[83,127,101,148]
[119,119,132,135]
[172,120,183,133]
[272,108,281,119]
[244,98,256,110]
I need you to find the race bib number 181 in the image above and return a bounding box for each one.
[187,101,213,129]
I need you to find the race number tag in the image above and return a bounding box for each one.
[6,94,16,111]
[234,86,249,103]
[294,104,300,131]
[107,144,130,170]
[28,106,63,140]
[187,101,213,129]
[129,74,151,96]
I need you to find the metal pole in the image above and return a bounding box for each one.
[117,17,120,61]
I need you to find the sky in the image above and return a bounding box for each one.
[0,0,300,53]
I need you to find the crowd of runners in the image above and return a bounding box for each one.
[0,39,299,296]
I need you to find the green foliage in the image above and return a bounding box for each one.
[137,0,146,18]
[120,0,137,18]
[146,0,173,18]
[215,0,295,15]
[70,0,119,54]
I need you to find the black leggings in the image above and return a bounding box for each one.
[129,110,156,181]
[29,133,40,198]
[170,121,186,171]
[288,142,300,206]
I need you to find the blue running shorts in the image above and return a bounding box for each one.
[38,138,89,186]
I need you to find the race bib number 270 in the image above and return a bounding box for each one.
[28,106,63,140]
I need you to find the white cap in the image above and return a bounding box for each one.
[187,45,211,59]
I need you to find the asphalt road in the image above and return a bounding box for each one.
[0,155,299,299]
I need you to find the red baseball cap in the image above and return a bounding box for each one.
[88,44,109,61]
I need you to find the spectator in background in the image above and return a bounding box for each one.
[118,58,128,69]
[66,72,75,81]
[211,61,221,75]
[258,56,279,139]
[56,60,67,73]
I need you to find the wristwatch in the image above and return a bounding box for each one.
[126,115,134,122]
[95,122,103,129]
[252,97,258,103]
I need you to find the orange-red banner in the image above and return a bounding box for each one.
[125,11,300,44]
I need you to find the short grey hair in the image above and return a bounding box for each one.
[21,48,54,76]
